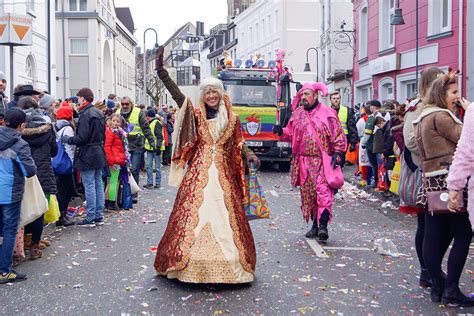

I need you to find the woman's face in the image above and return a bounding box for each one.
[110,116,121,129]
[203,88,220,109]
[446,83,459,111]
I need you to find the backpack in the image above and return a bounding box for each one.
[52,127,73,175]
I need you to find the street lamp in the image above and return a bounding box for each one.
[143,28,158,105]
[391,0,418,96]
[303,47,319,82]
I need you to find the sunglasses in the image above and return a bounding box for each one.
[122,103,130,106]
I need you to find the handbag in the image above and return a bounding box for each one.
[19,176,49,228]
[427,190,465,215]
[389,159,401,195]
[307,115,344,189]
[44,194,61,224]
[52,129,73,175]
[398,155,423,212]
[243,168,270,221]
[128,171,141,195]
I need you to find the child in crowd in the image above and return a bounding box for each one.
[104,113,130,210]
[0,108,36,284]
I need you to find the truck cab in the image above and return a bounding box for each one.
[218,68,295,171]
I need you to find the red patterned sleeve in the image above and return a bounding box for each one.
[328,117,347,153]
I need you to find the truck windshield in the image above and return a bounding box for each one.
[226,84,277,107]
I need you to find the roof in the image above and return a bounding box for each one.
[178,57,201,67]
[163,22,195,47]
[171,41,200,52]
[115,7,135,34]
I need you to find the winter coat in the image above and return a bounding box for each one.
[381,122,394,157]
[0,127,37,204]
[104,126,126,166]
[334,106,358,146]
[66,103,107,171]
[446,103,474,230]
[413,105,462,177]
[22,121,58,194]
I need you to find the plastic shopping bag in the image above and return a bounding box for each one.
[19,176,49,228]
[44,194,60,224]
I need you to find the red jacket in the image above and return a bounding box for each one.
[104,127,126,166]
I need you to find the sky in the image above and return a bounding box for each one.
[114,0,228,50]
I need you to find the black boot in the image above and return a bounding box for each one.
[442,283,474,307]
[430,278,445,303]
[305,221,318,239]
[317,209,330,242]
[56,214,75,227]
[419,268,432,288]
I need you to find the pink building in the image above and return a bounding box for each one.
[352,0,469,104]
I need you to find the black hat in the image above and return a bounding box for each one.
[146,109,156,118]
[367,99,382,108]
[4,108,26,128]
[13,84,41,97]
[77,87,94,103]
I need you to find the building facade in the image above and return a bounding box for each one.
[55,0,137,100]
[319,0,354,106]
[352,0,467,105]
[233,0,322,83]
[0,0,55,97]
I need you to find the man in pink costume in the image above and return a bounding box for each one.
[273,82,347,241]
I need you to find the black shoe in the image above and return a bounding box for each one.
[76,219,96,227]
[94,218,105,226]
[317,226,329,241]
[0,270,27,284]
[430,278,445,303]
[56,218,75,227]
[419,268,432,288]
[143,184,153,189]
[442,286,474,307]
[154,185,161,189]
[132,199,138,204]
[107,203,120,211]
[305,222,318,239]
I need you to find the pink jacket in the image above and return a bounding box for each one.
[446,103,474,230]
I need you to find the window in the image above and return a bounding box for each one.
[25,55,36,86]
[267,14,271,36]
[378,77,395,100]
[405,82,417,100]
[356,84,373,103]
[249,27,253,45]
[261,19,265,39]
[274,10,278,33]
[379,0,395,51]
[27,0,35,12]
[70,38,88,55]
[255,23,259,42]
[359,4,368,59]
[428,0,452,36]
[69,0,87,11]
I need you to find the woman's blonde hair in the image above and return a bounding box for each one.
[423,69,459,109]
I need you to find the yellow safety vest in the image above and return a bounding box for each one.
[338,106,349,135]
[116,107,143,136]
[144,119,165,151]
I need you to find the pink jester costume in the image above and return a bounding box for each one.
[276,82,347,241]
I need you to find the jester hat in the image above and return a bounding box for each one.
[291,82,329,111]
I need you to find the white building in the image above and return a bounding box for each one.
[319,0,353,106]
[55,0,137,100]
[114,7,138,99]
[233,0,322,83]
[0,0,55,97]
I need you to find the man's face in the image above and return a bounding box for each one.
[0,80,6,93]
[32,94,40,102]
[121,99,132,112]
[330,94,341,108]
[300,89,317,110]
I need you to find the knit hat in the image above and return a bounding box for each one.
[76,87,94,103]
[4,108,26,129]
[39,93,55,109]
[146,109,156,118]
[106,99,115,109]
[56,106,73,121]
[291,82,329,111]
[67,96,78,104]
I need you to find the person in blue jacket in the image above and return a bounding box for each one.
[0,108,37,284]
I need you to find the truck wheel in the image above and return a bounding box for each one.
[279,162,291,172]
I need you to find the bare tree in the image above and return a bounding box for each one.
[135,55,165,106]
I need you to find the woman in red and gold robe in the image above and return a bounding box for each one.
[153,47,259,283]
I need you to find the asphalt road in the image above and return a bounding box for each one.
[1,165,473,315]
